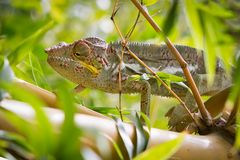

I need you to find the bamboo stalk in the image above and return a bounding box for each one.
[0,99,238,160]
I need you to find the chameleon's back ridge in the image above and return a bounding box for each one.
[108,41,207,75]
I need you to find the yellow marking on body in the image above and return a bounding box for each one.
[79,60,100,76]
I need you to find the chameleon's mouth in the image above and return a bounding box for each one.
[47,55,100,76]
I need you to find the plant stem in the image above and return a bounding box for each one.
[130,0,213,126]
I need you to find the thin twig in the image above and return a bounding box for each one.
[112,0,124,121]
[111,0,125,43]
[117,47,125,121]
[130,0,213,126]
[125,0,142,40]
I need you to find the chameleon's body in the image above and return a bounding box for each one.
[45,37,231,117]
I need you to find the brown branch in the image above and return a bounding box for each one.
[130,0,213,126]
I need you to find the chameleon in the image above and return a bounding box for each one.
[45,37,231,127]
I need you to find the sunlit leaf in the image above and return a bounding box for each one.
[173,82,191,92]
[130,112,149,155]
[139,112,151,132]
[28,52,50,89]
[7,21,55,65]
[183,0,203,49]
[104,134,124,160]
[0,56,4,69]
[114,117,134,159]
[144,0,159,6]
[0,82,55,157]
[162,0,179,36]
[134,134,185,160]
[55,86,83,159]
[232,58,240,149]
[155,72,185,82]
[197,1,234,18]
[0,138,33,159]
[128,75,141,82]
[203,14,218,83]
[89,106,129,115]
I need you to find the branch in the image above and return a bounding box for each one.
[13,78,109,120]
[0,99,238,159]
[130,0,213,127]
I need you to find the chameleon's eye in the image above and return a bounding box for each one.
[73,41,91,60]
[74,52,82,57]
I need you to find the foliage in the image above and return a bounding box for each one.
[0,0,240,159]
[133,134,184,160]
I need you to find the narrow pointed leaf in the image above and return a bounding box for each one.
[114,118,134,159]
[131,113,149,155]
[139,112,151,132]
[134,134,185,160]
[104,134,124,160]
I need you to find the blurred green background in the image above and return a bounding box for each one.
[1,0,240,159]
[0,0,239,129]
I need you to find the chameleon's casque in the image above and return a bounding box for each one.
[45,37,231,116]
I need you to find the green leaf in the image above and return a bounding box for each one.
[0,131,32,152]
[144,0,159,6]
[183,0,203,49]
[173,82,191,92]
[197,1,234,18]
[134,134,185,160]
[131,112,149,155]
[128,75,141,82]
[155,72,185,82]
[0,82,55,157]
[139,112,151,132]
[89,106,129,115]
[0,56,4,69]
[127,74,150,82]
[162,0,179,36]
[55,86,83,159]
[203,14,218,83]
[233,58,240,149]
[0,131,34,159]
[7,20,55,65]
[114,117,134,159]
[104,134,124,160]
[28,51,50,89]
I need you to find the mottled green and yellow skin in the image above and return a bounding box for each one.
[45,37,231,116]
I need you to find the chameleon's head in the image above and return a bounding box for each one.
[45,37,108,84]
